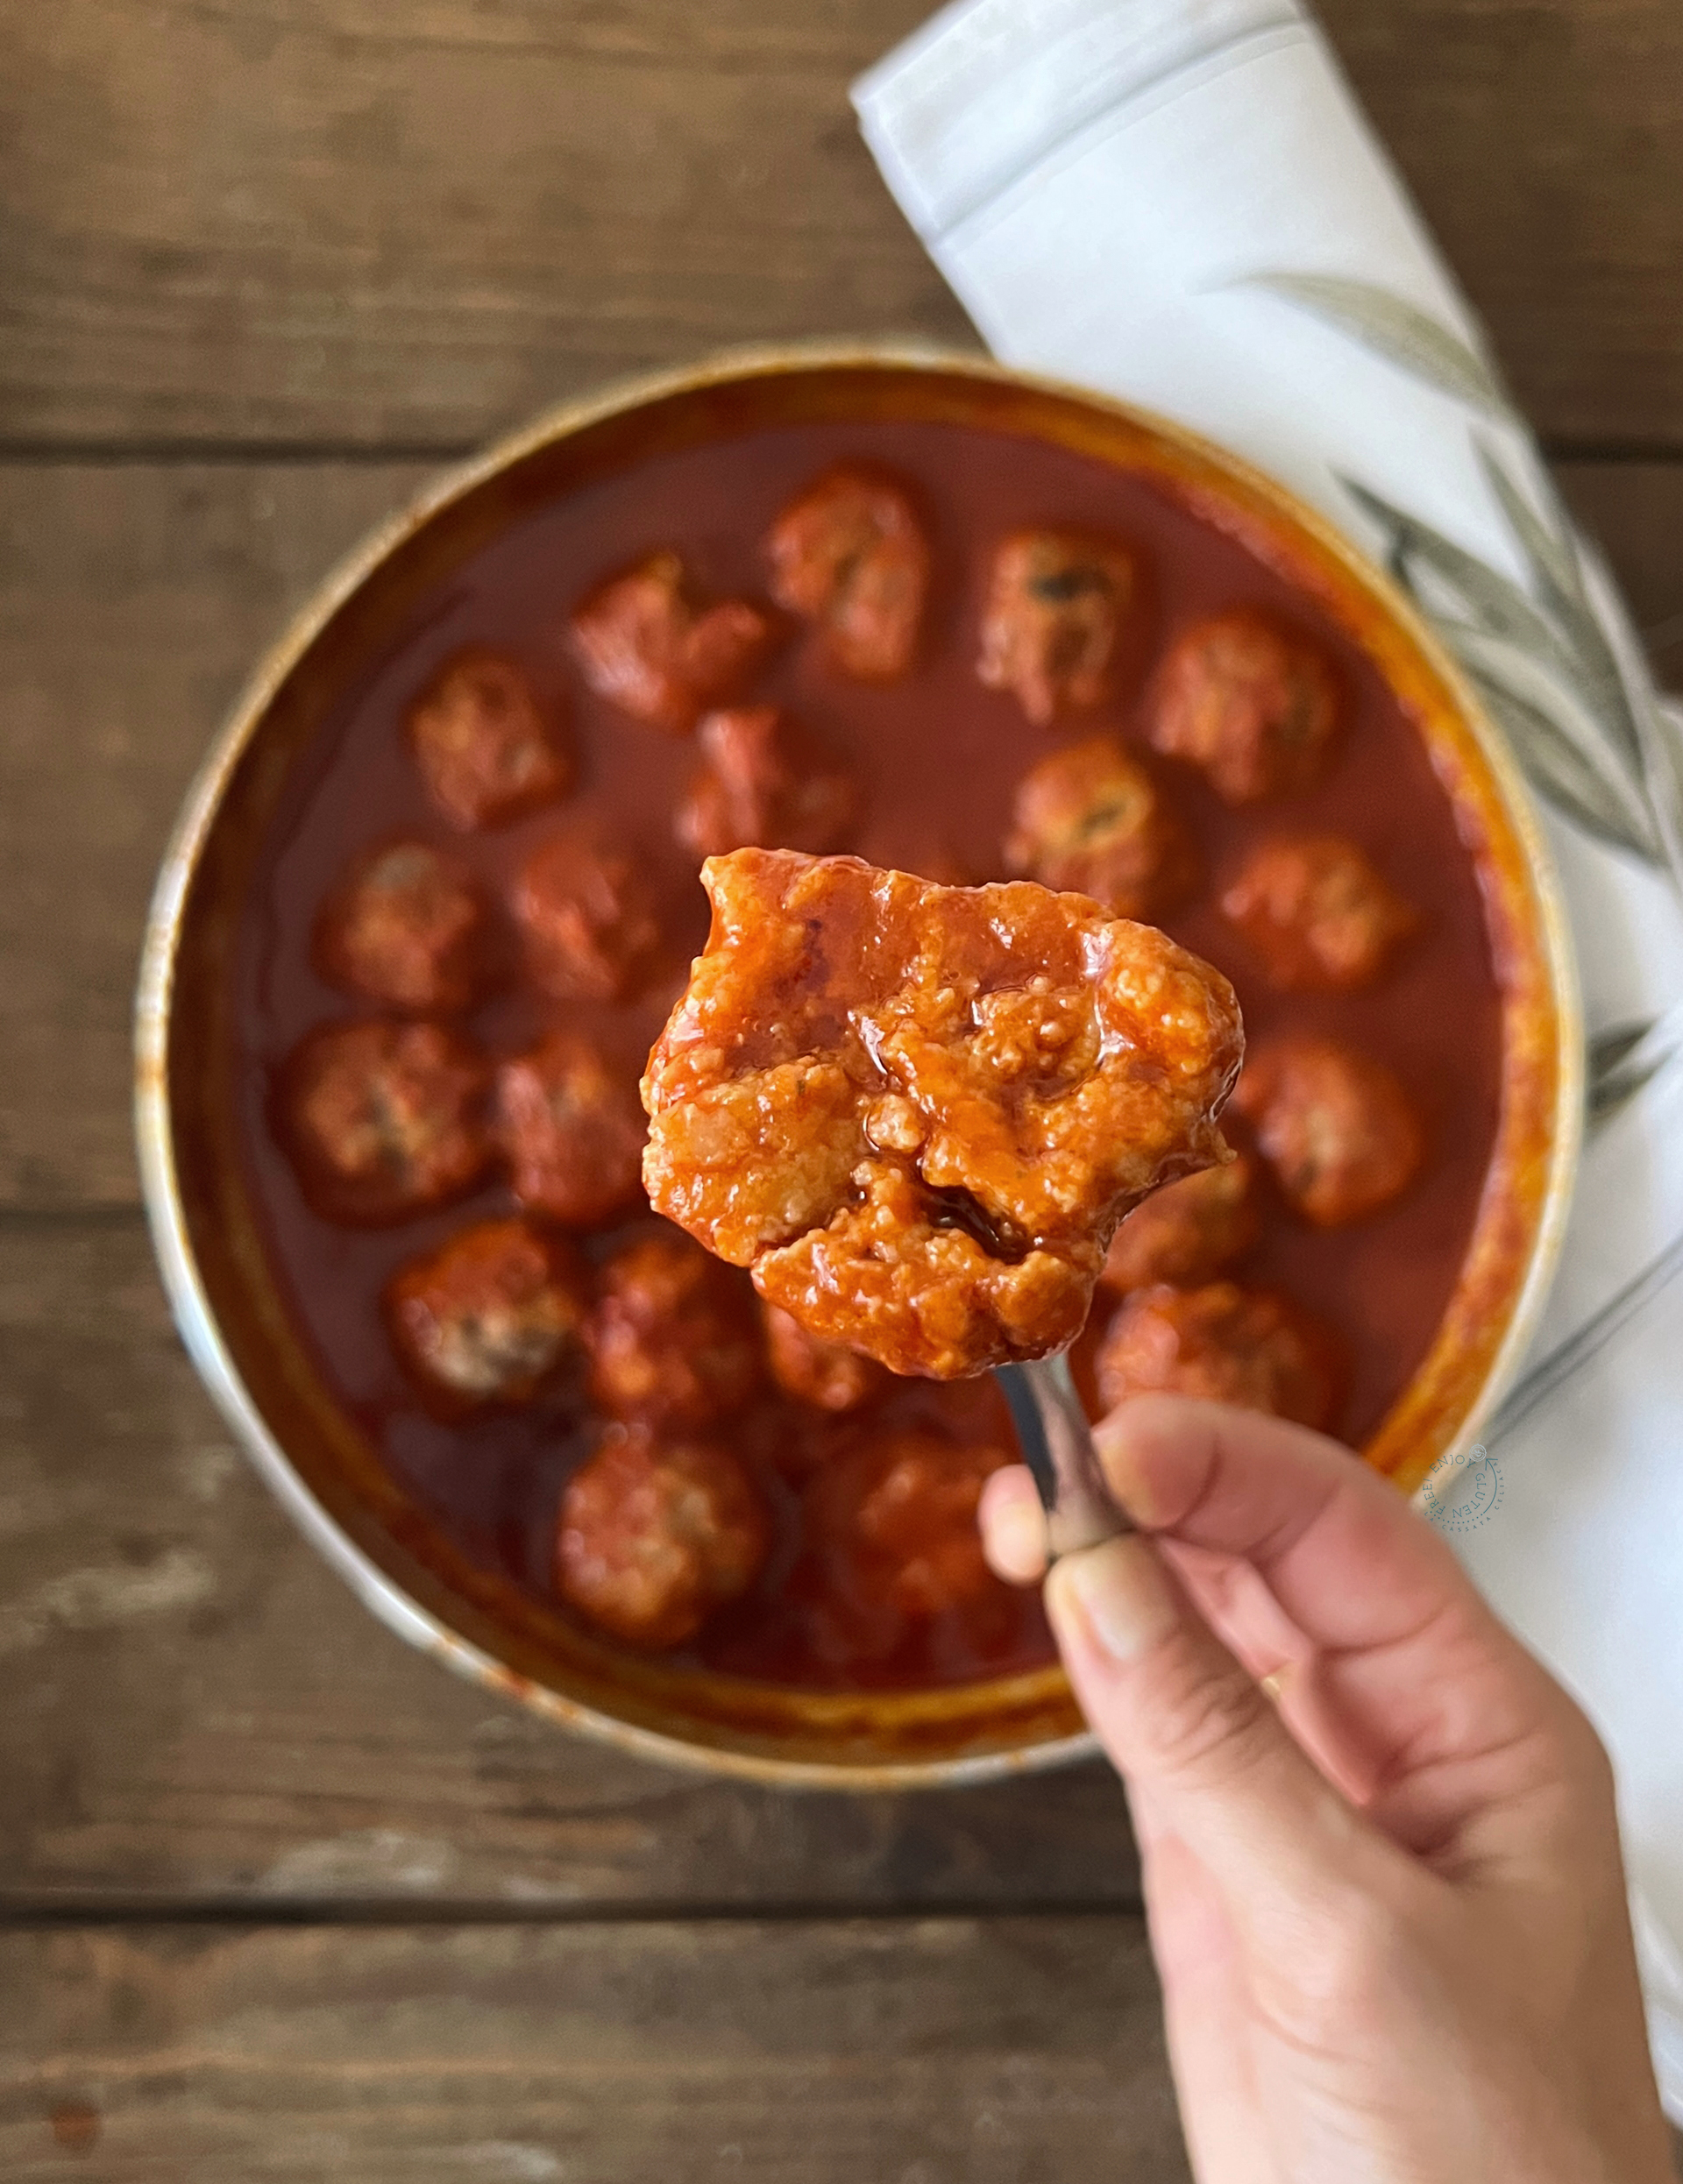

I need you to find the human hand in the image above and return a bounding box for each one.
[979,1396,1672,2184]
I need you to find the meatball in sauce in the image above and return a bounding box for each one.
[276,1019,491,1225]
[977,528,1137,725]
[492,1032,646,1227]
[814,1430,1008,1620]
[1099,1154,1260,1295]
[1222,835,1417,989]
[1236,1036,1424,1228]
[570,552,777,734]
[1005,735,1199,919]
[586,1231,763,1429]
[1096,1281,1342,1430]
[387,1216,590,1411]
[510,832,660,1003]
[313,840,490,1016]
[674,706,857,861]
[557,1425,770,1650]
[407,648,572,831]
[1149,608,1340,803]
[763,1302,890,1416]
[767,465,929,680]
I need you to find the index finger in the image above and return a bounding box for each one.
[1096,1393,1459,1654]
[1091,1393,1587,1848]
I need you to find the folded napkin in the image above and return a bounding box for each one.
[857,0,1683,2114]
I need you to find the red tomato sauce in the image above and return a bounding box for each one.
[232,418,1503,1691]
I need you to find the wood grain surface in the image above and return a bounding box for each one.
[2,0,1682,452]
[0,463,429,1207]
[0,1919,1190,2181]
[3,0,1680,2172]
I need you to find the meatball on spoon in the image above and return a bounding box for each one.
[642,848,1246,1555]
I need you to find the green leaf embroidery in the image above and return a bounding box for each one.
[1588,1014,1683,1131]
[1463,669,1658,862]
[1258,268,1683,1124]
[1339,472,1663,861]
[1638,695,1683,889]
[1234,272,1515,416]
[1474,439,1645,778]
[1343,480,1581,682]
[1439,620,1641,769]
[1474,440,1580,606]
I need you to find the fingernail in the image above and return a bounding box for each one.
[1092,1394,1215,1528]
[1090,1415,1154,1522]
[984,1486,1047,1582]
[1047,1535,1180,1663]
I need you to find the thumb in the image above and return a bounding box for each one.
[1047,1533,1397,1925]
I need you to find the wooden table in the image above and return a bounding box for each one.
[2,3,1680,2175]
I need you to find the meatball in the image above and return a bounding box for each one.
[511,831,660,1003]
[1147,608,1340,804]
[492,1032,646,1226]
[569,552,777,734]
[588,1231,762,1427]
[313,840,490,1015]
[1096,1280,1341,1429]
[1234,1036,1424,1227]
[976,529,1136,726]
[675,706,857,861]
[762,1301,888,1415]
[642,848,1244,1379]
[387,1216,590,1409]
[1100,1154,1260,1294]
[813,1430,1007,1618]
[277,1019,491,1224]
[765,465,929,680]
[1004,736,1199,918]
[406,648,572,830]
[1220,834,1417,989]
[557,1424,770,1650]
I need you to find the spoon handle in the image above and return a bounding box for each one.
[995,1351,1134,1560]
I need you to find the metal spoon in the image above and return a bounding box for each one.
[994,1351,1133,1560]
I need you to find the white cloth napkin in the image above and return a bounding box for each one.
[856,0,1683,2116]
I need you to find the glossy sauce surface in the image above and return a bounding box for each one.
[234,418,1504,1690]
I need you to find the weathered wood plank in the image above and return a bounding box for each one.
[0,0,973,452]
[1560,464,1683,681]
[0,1918,1189,2182]
[1,0,1681,450]
[1317,0,1683,450]
[0,1219,1138,1911]
[0,463,431,1207]
[2,460,1679,1213]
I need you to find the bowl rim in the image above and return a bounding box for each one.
[134,337,1583,1790]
